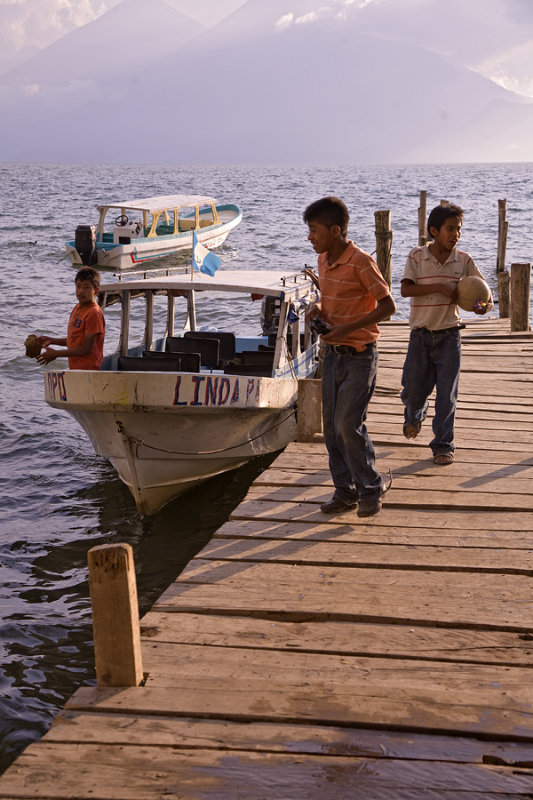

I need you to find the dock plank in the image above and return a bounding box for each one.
[65,649,533,739]
[1,741,531,800]
[157,559,533,630]
[214,516,533,549]
[140,611,533,667]
[195,536,533,573]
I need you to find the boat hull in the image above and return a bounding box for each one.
[66,205,241,270]
[44,369,298,515]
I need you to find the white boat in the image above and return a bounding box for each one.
[65,194,242,271]
[44,269,319,515]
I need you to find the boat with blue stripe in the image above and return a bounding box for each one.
[65,194,242,271]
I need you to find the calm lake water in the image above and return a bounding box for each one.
[1,161,532,774]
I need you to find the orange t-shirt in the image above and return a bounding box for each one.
[318,241,390,351]
[67,301,105,370]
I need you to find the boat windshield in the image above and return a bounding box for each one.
[98,201,219,239]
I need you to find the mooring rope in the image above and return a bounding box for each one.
[117,408,297,456]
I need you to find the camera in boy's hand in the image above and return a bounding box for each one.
[309,316,332,336]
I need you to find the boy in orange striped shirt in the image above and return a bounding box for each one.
[304,196,395,517]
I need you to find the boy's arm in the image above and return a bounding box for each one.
[37,333,99,364]
[302,267,320,290]
[401,278,457,300]
[38,335,67,347]
[322,294,396,342]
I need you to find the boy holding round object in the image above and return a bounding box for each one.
[37,267,105,370]
[304,196,396,518]
[400,204,493,465]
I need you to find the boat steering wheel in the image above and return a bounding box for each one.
[115,214,129,226]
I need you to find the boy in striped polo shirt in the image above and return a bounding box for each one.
[304,196,396,518]
[401,204,492,464]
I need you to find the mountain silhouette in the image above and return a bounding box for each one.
[1,0,531,163]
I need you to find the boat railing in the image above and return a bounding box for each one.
[112,265,191,282]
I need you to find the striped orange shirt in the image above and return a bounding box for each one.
[318,241,391,351]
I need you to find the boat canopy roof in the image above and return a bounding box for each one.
[97,195,218,214]
[101,270,313,300]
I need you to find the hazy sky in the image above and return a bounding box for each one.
[0,0,246,73]
[2,0,532,97]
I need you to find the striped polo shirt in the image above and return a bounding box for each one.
[318,241,391,351]
[403,244,486,331]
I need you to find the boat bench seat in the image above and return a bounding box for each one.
[166,336,220,368]
[118,356,182,372]
[176,219,214,232]
[224,363,273,377]
[184,331,236,362]
[142,351,201,372]
[241,350,275,367]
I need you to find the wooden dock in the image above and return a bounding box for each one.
[2,318,533,798]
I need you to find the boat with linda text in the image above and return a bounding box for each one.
[65,194,242,271]
[43,267,319,515]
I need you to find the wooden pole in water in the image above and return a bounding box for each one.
[510,263,531,332]
[297,378,322,442]
[418,191,427,246]
[374,210,392,287]
[497,199,508,274]
[498,270,510,318]
[87,543,144,688]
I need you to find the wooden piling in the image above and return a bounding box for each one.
[497,199,508,273]
[510,262,531,332]
[497,270,510,318]
[297,378,322,442]
[374,210,392,287]
[417,190,427,246]
[87,543,144,687]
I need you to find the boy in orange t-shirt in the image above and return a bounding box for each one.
[304,196,396,518]
[38,267,105,370]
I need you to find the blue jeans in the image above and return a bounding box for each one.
[401,327,461,456]
[321,343,382,500]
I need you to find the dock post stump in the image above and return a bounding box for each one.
[510,263,531,332]
[297,378,322,442]
[87,543,144,687]
[498,270,510,318]
[418,191,427,246]
[374,210,392,288]
[497,199,508,274]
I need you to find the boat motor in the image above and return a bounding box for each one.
[74,224,97,266]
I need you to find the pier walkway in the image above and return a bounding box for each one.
[2,318,533,798]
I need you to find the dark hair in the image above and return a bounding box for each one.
[75,267,101,291]
[303,196,349,236]
[427,204,464,238]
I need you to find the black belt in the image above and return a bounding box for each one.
[329,343,370,354]
[414,324,465,332]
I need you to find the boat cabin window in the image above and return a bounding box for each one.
[100,290,174,357]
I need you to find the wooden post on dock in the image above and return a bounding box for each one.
[510,263,531,332]
[87,543,144,687]
[497,199,508,273]
[498,270,510,318]
[374,210,392,287]
[418,191,427,246]
[297,378,322,441]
